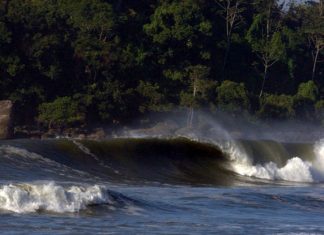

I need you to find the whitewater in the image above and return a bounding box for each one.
[220,138,324,183]
[1,126,324,234]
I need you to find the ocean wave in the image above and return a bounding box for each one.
[226,138,324,183]
[0,182,137,214]
[0,137,323,184]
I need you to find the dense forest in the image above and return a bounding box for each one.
[0,0,323,130]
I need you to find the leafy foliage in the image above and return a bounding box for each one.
[258,94,295,120]
[216,80,249,113]
[296,80,319,102]
[0,0,322,128]
[38,97,85,128]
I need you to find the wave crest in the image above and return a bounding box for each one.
[0,182,129,213]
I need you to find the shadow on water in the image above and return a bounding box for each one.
[0,137,319,186]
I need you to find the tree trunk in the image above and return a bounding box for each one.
[2,0,9,14]
[187,78,197,128]
[259,65,268,98]
[187,107,194,128]
[312,47,319,80]
[222,39,231,79]
[222,0,236,80]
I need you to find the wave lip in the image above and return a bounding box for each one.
[232,157,313,182]
[0,182,128,214]
[1,136,324,185]
[230,139,324,183]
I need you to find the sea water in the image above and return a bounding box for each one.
[0,137,324,234]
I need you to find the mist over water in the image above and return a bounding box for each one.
[1,113,324,234]
[122,112,324,183]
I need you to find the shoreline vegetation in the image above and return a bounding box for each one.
[12,112,324,143]
[0,0,323,137]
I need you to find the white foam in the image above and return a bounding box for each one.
[0,182,114,213]
[313,139,324,174]
[232,157,313,182]
[226,139,324,183]
[0,145,49,161]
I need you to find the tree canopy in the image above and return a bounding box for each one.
[0,0,323,128]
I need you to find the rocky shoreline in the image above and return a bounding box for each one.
[1,100,323,142]
[13,126,109,140]
[11,121,324,143]
[12,120,181,140]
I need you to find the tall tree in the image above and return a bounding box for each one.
[144,0,213,124]
[185,65,210,127]
[303,0,324,80]
[61,0,116,81]
[215,0,245,79]
[246,0,286,97]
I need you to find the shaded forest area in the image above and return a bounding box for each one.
[0,0,323,130]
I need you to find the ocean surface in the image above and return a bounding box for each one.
[1,130,324,234]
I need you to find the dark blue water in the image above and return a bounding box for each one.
[1,138,324,234]
[1,185,324,234]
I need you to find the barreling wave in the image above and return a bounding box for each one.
[0,137,323,186]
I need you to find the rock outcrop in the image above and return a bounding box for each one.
[126,121,179,137]
[0,100,13,139]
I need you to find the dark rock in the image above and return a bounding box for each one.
[127,121,179,137]
[86,128,106,140]
[41,128,59,139]
[14,125,44,139]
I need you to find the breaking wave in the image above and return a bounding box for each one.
[0,135,323,187]
[0,182,138,214]
[224,138,324,183]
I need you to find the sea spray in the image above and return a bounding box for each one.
[313,139,324,173]
[196,124,315,182]
[0,182,136,214]
[309,139,324,181]
[200,119,323,182]
[223,139,324,182]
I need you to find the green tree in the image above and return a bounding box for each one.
[185,65,210,127]
[144,0,213,126]
[144,0,212,83]
[296,80,319,101]
[62,0,116,81]
[293,80,319,120]
[246,1,286,97]
[38,97,85,129]
[216,80,250,114]
[303,1,324,80]
[215,0,245,78]
[137,81,172,113]
[258,94,295,120]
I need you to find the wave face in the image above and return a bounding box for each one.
[0,136,324,216]
[0,138,234,185]
[0,137,323,186]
